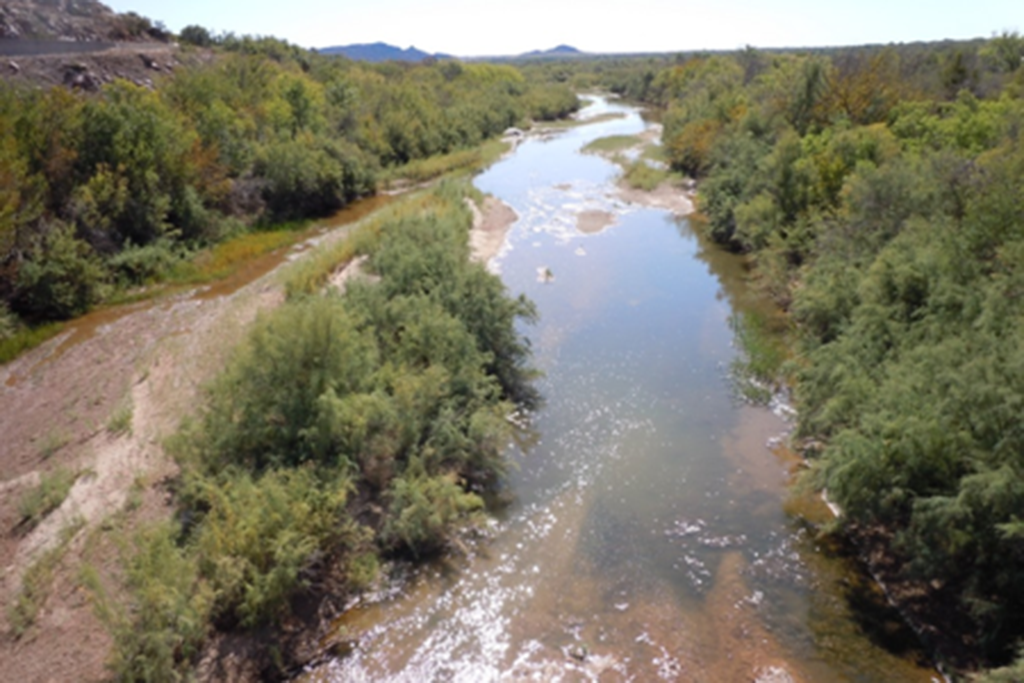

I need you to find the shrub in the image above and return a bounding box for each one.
[383,468,484,555]
[106,239,185,286]
[179,25,214,48]
[0,301,17,340]
[15,223,108,320]
[105,524,214,682]
[184,468,359,627]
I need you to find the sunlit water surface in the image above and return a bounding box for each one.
[303,97,939,683]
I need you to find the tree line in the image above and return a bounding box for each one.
[0,33,577,333]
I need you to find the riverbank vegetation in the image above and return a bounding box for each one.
[0,32,577,359]
[572,34,1024,674]
[87,182,538,678]
[517,31,1024,676]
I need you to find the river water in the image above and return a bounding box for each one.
[304,98,939,682]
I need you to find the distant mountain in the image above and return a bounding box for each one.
[520,45,584,58]
[319,42,440,63]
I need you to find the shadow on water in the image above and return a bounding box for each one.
[816,532,935,666]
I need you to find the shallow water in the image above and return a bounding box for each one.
[304,98,939,682]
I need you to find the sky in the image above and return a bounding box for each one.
[102,0,1022,57]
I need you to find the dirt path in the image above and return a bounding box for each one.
[0,210,373,681]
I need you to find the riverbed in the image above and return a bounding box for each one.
[302,97,940,682]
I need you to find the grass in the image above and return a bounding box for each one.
[642,143,669,164]
[283,188,458,299]
[107,396,134,436]
[125,476,146,512]
[729,310,791,404]
[381,139,510,188]
[537,112,626,129]
[8,518,85,638]
[38,430,71,460]
[622,159,672,191]
[0,321,66,366]
[283,222,371,299]
[18,467,80,532]
[582,134,641,154]
[168,229,301,285]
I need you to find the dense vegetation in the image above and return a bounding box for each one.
[0,33,576,342]
[89,182,538,679]
[576,34,1024,672]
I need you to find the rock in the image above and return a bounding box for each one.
[568,644,588,662]
[63,66,101,91]
[755,665,796,683]
[8,60,19,74]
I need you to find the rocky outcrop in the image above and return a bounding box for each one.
[0,0,168,42]
[0,2,183,91]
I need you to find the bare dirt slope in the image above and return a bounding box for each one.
[0,275,284,681]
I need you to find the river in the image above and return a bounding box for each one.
[302,97,940,682]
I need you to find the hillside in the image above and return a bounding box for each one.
[319,41,437,62]
[522,44,584,58]
[0,0,168,42]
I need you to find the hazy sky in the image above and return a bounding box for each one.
[103,0,1021,56]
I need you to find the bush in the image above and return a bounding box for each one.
[179,25,214,48]
[106,239,185,286]
[14,223,107,320]
[383,468,484,554]
[0,301,17,341]
[184,468,360,627]
[106,524,214,682]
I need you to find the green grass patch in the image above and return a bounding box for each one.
[168,229,300,285]
[283,189,461,299]
[729,310,791,404]
[0,322,66,366]
[622,160,672,191]
[107,396,134,436]
[537,112,626,129]
[642,143,669,164]
[381,139,510,188]
[18,467,80,532]
[8,518,84,638]
[38,430,70,460]
[582,135,640,154]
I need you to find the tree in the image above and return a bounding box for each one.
[179,25,214,48]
